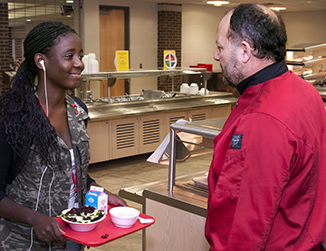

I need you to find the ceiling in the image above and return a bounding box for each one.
[6,0,326,25]
[138,0,326,12]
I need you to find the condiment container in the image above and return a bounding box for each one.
[180,83,190,94]
[189,83,199,95]
[199,88,209,96]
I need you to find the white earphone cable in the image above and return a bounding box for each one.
[44,69,49,116]
[48,165,55,216]
[28,164,55,251]
[47,165,55,251]
[28,165,48,251]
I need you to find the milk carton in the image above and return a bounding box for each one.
[85,186,108,214]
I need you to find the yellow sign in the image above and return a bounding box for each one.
[164,50,177,70]
[116,50,129,71]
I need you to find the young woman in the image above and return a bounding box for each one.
[0,22,126,250]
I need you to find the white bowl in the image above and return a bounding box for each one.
[61,214,105,232]
[109,206,140,228]
[60,207,105,232]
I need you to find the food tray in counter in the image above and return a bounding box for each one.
[175,178,209,198]
[192,176,208,189]
[56,207,155,247]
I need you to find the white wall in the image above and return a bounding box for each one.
[81,0,100,56]
[182,4,228,72]
[181,5,326,72]
[81,0,158,94]
[280,10,326,47]
[125,1,158,94]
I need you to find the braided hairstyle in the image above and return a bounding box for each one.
[0,22,78,165]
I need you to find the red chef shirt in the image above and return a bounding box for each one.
[205,61,326,250]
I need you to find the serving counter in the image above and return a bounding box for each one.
[119,118,226,251]
[80,68,212,103]
[86,92,235,121]
[86,93,236,163]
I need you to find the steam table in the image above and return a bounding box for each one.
[119,117,227,250]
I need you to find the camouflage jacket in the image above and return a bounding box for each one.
[0,95,90,250]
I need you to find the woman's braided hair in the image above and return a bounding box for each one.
[0,22,77,165]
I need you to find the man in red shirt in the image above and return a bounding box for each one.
[205,3,326,250]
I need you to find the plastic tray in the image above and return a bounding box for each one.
[56,208,155,247]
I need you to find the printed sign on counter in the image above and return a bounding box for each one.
[115,50,129,71]
[164,50,177,70]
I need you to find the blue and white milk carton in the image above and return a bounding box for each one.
[85,186,108,214]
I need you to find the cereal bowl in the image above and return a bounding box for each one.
[109,206,140,228]
[60,206,105,232]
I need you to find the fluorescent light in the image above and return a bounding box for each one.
[26,19,31,21]
[207,1,229,7]
[270,7,286,11]
[66,0,74,3]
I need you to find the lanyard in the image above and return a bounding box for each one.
[39,100,48,117]
[38,99,68,117]
[72,172,77,193]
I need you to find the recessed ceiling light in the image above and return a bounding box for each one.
[66,0,74,3]
[270,7,286,11]
[207,1,229,7]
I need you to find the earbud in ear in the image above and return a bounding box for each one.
[40,60,46,72]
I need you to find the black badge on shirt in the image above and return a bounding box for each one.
[231,134,243,149]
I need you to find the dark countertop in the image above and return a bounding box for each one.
[119,117,226,217]
[119,171,208,217]
[87,92,237,121]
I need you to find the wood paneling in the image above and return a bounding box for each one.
[99,9,125,97]
[87,121,110,163]
[144,198,210,251]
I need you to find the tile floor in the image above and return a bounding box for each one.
[86,139,213,251]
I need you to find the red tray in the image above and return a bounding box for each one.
[56,208,155,247]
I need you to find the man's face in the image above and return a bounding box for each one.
[214,12,244,87]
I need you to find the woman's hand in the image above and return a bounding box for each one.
[88,182,127,207]
[0,197,66,243]
[29,212,66,243]
[107,191,127,206]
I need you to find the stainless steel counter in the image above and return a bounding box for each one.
[119,171,208,217]
[119,117,226,217]
[314,86,326,101]
[87,92,236,121]
[168,117,226,190]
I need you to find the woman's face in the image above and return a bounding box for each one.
[44,32,84,91]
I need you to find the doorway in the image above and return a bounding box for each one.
[99,5,130,97]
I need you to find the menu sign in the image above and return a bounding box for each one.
[115,50,129,71]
